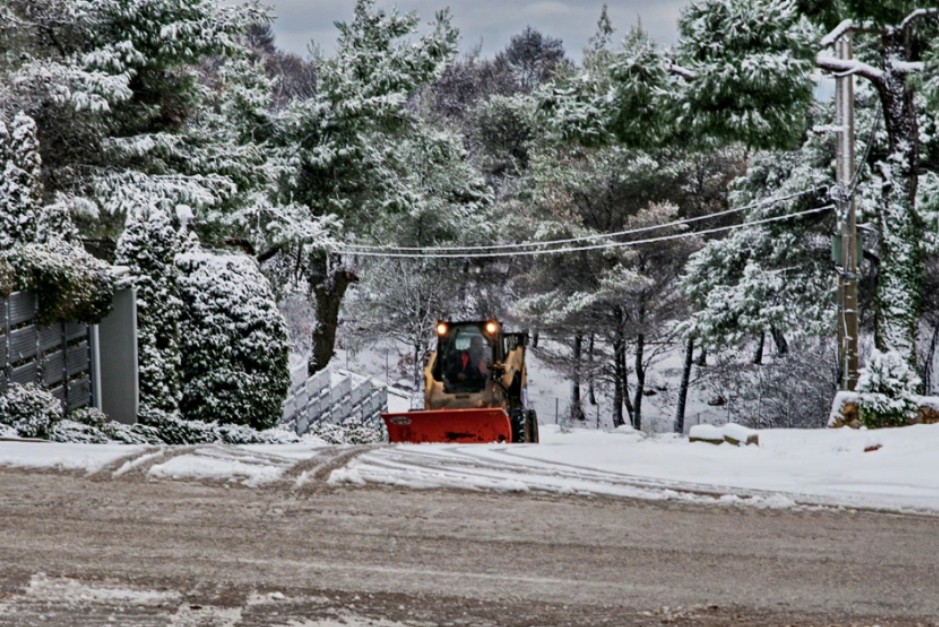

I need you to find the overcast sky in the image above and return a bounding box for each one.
[264,1,690,61]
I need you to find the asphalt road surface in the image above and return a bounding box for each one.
[0,459,937,626]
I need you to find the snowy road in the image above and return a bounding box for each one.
[1,457,939,624]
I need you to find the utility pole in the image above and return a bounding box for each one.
[835,31,859,391]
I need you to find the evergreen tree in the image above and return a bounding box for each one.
[546,0,939,372]
[0,112,42,248]
[0,0,269,243]
[114,210,184,414]
[276,0,459,374]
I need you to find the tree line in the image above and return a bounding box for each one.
[1,0,937,430]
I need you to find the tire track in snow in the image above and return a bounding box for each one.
[339,445,835,509]
[290,445,382,491]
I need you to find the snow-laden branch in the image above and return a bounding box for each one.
[889,59,926,74]
[820,19,854,48]
[816,53,883,83]
[667,64,696,81]
[901,7,938,32]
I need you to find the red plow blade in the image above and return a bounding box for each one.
[381,408,513,444]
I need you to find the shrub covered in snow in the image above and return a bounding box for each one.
[0,383,62,438]
[856,349,921,428]
[49,419,111,444]
[0,256,13,297]
[306,419,386,445]
[138,406,300,445]
[115,210,184,414]
[176,251,289,430]
[2,242,114,325]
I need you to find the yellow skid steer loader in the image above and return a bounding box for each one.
[382,320,539,444]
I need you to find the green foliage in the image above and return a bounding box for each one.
[284,0,458,228]
[472,95,535,177]
[137,406,299,444]
[0,112,42,248]
[857,349,921,428]
[606,28,678,148]
[3,242,115,325]
[0,383,62,438]
[49,419,111,444]
[68,407,110,430]
[677,0,819,149]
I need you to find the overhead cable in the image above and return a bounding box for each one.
[329,204,835,260]
[338,187,826,254]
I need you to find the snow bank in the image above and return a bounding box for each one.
[4,423,939,513]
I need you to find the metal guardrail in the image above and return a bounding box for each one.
[281,367,388,436]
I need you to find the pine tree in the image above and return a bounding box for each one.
[276,0,459,374]
[0,112,42,248]
[0,0,270,243]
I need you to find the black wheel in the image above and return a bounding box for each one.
[508,408,525,443]
[524,409,539,444]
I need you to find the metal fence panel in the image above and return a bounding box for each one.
[1,292,92,416]
[8,326,38,363]
[8,292,36,326]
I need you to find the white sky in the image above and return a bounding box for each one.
[263,0,690,61]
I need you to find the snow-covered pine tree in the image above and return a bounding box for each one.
[114,210,183,414]
[856,349,921,427]
[681,110,839,351]
[176,250,289,430]
[0,112,42,248]
[0,0,270,246]
[277,0,459,375]
[553,0,939,373]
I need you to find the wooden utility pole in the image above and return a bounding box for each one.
[835,32,859,390]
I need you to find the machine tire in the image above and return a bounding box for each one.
[524,410,539,444]
[509,409,526,443]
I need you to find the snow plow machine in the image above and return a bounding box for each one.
[381,320,539,444]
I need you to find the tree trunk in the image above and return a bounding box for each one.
[632,333,645,431]
[612,330,626,428]
[587,334,597,405]
[413,343,421,393]
[752,332,765,365]
[309,254,358,375]
[870,30,923,367]
[924,322,939,395]
[571,334,585,421]
[675,337,694,434]
[532,331,539,348]
[771,327,788,356]
[694,345,707,367]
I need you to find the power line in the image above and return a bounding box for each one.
[329,204,835,260]
[338,187,825,254]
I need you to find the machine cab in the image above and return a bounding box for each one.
[432,320,504,393]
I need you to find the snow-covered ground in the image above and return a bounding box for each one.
[3,423,939,515]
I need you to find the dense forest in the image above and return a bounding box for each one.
[2,0,938,433]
